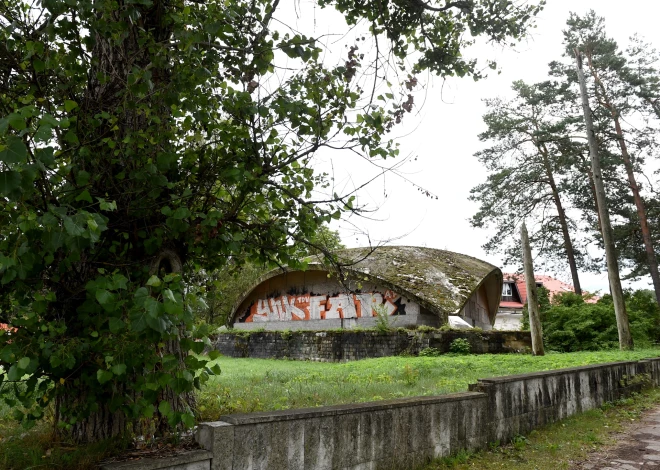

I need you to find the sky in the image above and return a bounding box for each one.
[277,0,660,295]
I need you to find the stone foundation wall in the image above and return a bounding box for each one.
[212,330,532,362]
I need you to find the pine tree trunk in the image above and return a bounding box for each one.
[575,52,633,350]
[539,143,582,295]
[612,116,660,307]
[586,56,660,308]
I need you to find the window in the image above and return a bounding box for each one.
[502,283,512,297]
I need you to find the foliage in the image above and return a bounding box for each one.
[373,302,395,333]
[448,338,471,355]
[540,290,660,352]
[0,0,543,441]
[469,81,597,281]
[418,347,442,357]
[471,10,660,287]
[521,286,551,330]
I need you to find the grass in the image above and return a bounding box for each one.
[422,387,660,470]
[197,348,660,420]
[2,348,660,469]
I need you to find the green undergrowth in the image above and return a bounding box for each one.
[422,387,660,470]
[0,421,130,470]
[197,348,660,420]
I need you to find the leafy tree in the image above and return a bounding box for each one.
[0,0,544,442]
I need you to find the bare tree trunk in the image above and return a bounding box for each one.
[521,222,545,356]
[586,56,660,308]
[576,52,633,350]
[539,143,582,295]
[613,117,660,307]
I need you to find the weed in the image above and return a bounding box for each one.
[419,347,442,357]
[449,338,471,355]
[374,303,395,333]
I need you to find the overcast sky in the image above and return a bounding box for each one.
[279,1,660,294]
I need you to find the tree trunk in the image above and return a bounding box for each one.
[539,143,582,295]
[586,57,660,308]
[575,52,633,350]
[521,222,544,356]
[52,1,195,443]
[613,116,660,306]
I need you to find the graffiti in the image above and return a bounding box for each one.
[240,290,417,323]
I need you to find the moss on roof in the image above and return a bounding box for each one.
[330,246,500,316]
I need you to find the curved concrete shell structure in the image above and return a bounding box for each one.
[230,246,503,331]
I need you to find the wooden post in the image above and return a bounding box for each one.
[521,222,544,356]
[575,51,633,350]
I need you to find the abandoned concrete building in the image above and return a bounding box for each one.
[229,246,503,331]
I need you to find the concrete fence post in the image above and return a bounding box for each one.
[196,421,235,470]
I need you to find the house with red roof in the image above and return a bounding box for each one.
[494,273,598,330]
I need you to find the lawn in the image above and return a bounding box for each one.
[3,348,660,469]
[197,348,660,420]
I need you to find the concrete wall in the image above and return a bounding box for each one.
[458,283,492,329]
[233,271,435,329]
[213,330,532,362]
[196,358,660,470]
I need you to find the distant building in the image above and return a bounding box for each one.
[494,273,597,330]
[229,246,503,331]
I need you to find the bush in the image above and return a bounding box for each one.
[419,347,442,357]
[539,289,660,352]
[449,338,471,355]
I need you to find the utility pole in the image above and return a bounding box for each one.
[521,222,544,356]
[575,51,633,350]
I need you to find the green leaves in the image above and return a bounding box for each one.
[0,171,21,196]
[64,100,78,112]
[97,369,113,384]
[0,136,27,164]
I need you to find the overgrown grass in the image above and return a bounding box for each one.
[3,349,660,469]
[422,387,660,469]
[197,348,660,420]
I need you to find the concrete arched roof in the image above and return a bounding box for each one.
[229,246,503,324]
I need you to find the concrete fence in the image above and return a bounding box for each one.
[213,330,532,362]
[102,357,660,470]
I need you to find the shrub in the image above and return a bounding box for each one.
[538,289,660,352]
[449,338,471,355]
[419,347,442,357]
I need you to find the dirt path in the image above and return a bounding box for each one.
[574,406,660,469]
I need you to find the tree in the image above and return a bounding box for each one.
[0,0,544,442]
[564,12,660,308]
[575,50,633,350]
[470,80,590,292]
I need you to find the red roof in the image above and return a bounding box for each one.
[502,273,598,306]
[500,301,524,309]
